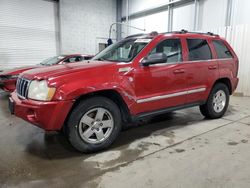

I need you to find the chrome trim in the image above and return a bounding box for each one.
[16,77,31,99]
[187,87,206,94]
[137,91,187,103]
[184,57,233,63]
[216,58,233,61]
[146,61,181,67]
[117,62,132,65]
[185,59,216,63]
[17,93,26,100]
[137,87,206,103]
[118,67,132,73]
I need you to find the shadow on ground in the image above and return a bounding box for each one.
[0,90,204,160]
[25,110,204,160]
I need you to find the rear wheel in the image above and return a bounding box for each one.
[199,83,230,119]
[66,96,122,153]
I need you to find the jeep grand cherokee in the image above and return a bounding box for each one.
[9,30,239,153]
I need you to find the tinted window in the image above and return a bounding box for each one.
[213,40,233,59]
[187,39,212,61]
[84,56,93,60]
[75,56,84,61]
[64,57,78,63]
[150,39,182,63]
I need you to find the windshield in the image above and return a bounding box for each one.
[40,56,65,66]
[92,38,151,62]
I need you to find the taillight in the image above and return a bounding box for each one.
[235,59,239,77]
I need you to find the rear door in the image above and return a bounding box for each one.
[183,38,219,104]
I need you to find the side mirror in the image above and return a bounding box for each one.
[141,53,168,66]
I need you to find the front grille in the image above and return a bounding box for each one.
[16,77,30,99]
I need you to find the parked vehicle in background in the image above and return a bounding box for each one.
[0,54,93,92]
[9,30,239,153]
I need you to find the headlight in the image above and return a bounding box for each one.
[28,80,56,101]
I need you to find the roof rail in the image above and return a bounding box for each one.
[206,32,219,36]
[125,33,147,39]
[162,29,219,36]
[125,29,219,39]
[176,29,188,34]
[148,31,159,37]
[176,29,219,36]
[125,31,159,39]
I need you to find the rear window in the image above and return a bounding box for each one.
[212,40,233,59]
[187,39,212,61]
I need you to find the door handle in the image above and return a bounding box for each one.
[173,69,185,74]
[208,65,217,70]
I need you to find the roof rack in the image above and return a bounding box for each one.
[171,29,219,36]
[126,31,160,39]
[125,33,147,39]
[125,29,219,39]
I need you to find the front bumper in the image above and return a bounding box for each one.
[10,92,74,131]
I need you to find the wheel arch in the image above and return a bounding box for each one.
[64,89,132,130]
[212,77,232,95]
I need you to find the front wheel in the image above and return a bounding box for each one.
[200,83,230,119]
[66,96,122,153]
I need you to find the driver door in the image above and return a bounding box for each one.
[134,38,188,114]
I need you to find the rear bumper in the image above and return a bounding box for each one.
[232,77,239,92]
[10,92,74,131]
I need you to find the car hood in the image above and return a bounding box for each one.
[0,65,41,76]
[22,61,116,80]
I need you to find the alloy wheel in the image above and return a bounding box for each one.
[78,107,114,144]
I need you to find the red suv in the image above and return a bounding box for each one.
[9,31,239,153]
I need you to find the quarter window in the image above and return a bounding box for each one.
[213,40,233,59]
[149,39,182,63]
[187,39,212,61]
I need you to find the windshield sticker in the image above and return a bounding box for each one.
[135,38,152,43]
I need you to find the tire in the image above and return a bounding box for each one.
[199,83,230,119]
[66,96,122,153]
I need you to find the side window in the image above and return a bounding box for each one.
[63,58,70,63]
[149,39,182,63]
[187,39,212,61]
[75,56,83,61]
[212,40,233,59]
[64,57,80,63]
[83,56,92,60]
